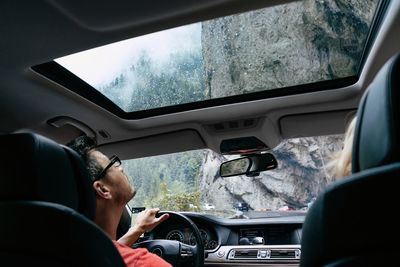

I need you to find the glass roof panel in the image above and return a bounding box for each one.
[56,0,380,113]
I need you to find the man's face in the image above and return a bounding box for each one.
[90,150,136,204]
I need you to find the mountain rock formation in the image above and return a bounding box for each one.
[199,0,378,210]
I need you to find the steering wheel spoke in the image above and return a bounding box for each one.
[180,243,196,258]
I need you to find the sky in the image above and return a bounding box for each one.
[55,23,201,87]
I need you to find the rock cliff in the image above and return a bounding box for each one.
[202,0,379,98]
[200,0,378,210]
[200,136,343,210]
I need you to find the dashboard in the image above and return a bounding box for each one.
[144,212,304,266]
[153,223,219,250]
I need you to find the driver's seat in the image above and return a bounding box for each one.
[0,133,125,267]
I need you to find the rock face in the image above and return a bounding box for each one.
[202,0,379,98]
[200,136,343,210]
[200,0,378,210]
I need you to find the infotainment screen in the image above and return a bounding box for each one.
[239,228,265,245]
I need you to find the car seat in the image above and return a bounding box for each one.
[0,133,125,266]
[300,53,400,266]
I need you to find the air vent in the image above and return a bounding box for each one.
[228,248,300,261]
[270,250,297,259]
[229,249,259,259]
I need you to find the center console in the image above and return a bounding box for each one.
[205,225,302,265]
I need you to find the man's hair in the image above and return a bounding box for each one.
[67,136,103,181]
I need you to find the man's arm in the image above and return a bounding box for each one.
[118,208,169,246]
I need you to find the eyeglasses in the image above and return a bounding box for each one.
[94,155,121,181]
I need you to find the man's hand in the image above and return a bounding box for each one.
[134,208,170,233]
[117,208,169,247]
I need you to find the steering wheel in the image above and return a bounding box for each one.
[133,211,204,267]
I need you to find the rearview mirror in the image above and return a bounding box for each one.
[220,153,277,177]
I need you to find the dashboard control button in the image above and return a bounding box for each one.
[259,250,267,258]
[217,251,225,258]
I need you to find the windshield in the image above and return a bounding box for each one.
[124,135,343,219]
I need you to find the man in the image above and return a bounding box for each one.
[67,136,171,267]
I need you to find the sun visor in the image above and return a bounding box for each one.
[98,129,205,159]
[280,110,356,139]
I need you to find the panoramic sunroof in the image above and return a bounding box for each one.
[53,0,381,115]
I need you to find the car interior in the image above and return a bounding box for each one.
[0,133,126,266]
[1,0,399,266]
[301,52,400,267]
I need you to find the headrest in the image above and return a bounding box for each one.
[0,133,95,220]
[352,53,400,172]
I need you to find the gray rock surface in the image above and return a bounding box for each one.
[202,0,379,98]
[200,136,343,210]
[200,0,378,210]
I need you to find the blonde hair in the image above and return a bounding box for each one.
[330,117,357,180]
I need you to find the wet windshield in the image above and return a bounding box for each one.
[124,135,343,219]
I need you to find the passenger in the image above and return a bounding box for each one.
[67,136,171,267]
[330,116,357,179]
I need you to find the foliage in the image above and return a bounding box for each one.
[98,49,208,112]
[147,185,201,211]
[124,150,205,210]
